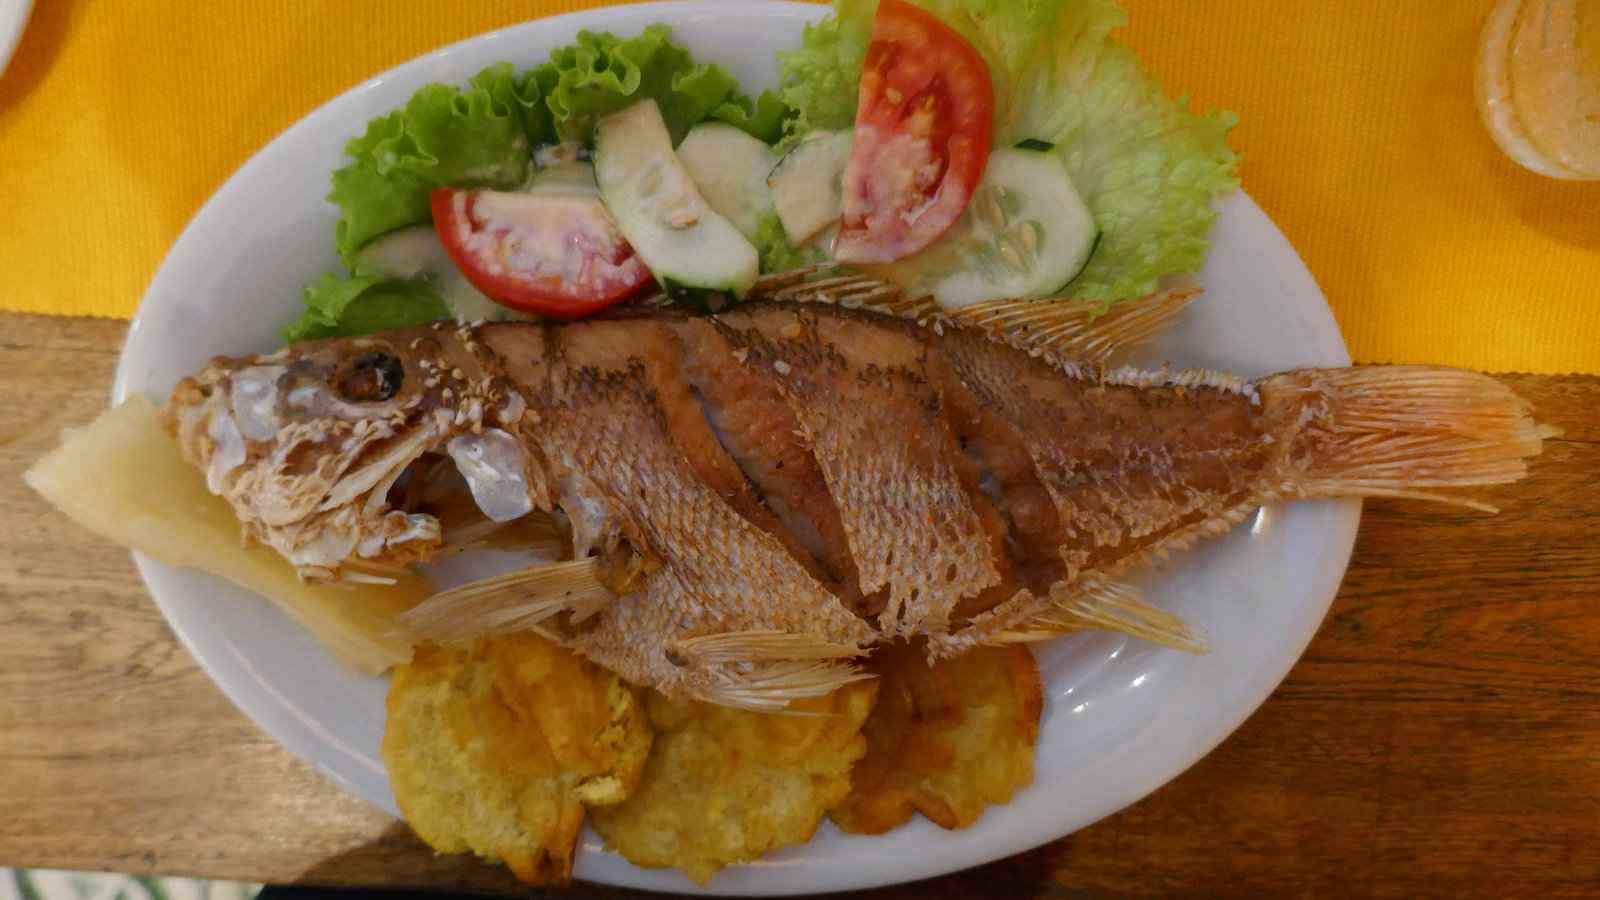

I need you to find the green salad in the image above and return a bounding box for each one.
[284,0,1239,342]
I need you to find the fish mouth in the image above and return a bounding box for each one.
[375,442,655,609]
[381,445,562,564]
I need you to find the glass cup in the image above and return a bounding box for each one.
[1477,0,1600,179]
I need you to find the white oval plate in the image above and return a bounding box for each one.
[0,0,33,77]
[112,3,1358,894]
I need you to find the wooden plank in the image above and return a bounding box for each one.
[1,311,1596,898]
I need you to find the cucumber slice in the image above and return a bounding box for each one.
[676,123,776,242]
[768,130,852,246]
[526,160,601,195]
[532,141,589,169]
[879,147,1099,310]
[355,226,525,324]
[594,100,759,298]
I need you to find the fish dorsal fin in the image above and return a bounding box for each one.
[745,267,1198,365]
[948,287,1200,365]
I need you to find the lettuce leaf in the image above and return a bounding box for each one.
[330,64,549,264]
[712,90,790,145]
[751,212,828,272]
[539,26,785,146]
[282,273,451,343]
[776,0,874,142]
[998,1,1240,302]
[777,0,1240,304]
[329,28,783,266]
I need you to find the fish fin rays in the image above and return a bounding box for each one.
[746,267,913,311]
[745,267,1196,364]
[399,557,613,644]
[930,576,1207,658]
[941,286,1200,365]
[1268,366,1551,512]
[671,630,868,664]
[674,629,873,712]
[1007,578,1208,653]
[698,658,876,712]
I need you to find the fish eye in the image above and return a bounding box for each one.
[334,352,405,403]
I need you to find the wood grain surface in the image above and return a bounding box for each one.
[2,311,1597,899]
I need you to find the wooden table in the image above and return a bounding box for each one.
[3,311,1598,898]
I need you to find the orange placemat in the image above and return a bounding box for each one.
[1,0,1596,373]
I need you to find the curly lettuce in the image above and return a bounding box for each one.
[777,0,1240,304]
[329,27,784,268]
[541,26,787,146]
[775,0,874,141]
[282,272,450,343]
[310,3,1235,341]
[330,64,549,264]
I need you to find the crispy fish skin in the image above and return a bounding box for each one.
[590,681,878,885]
[940,329,1270,579]
[167,292,1549,705]
[382,633,652,884]
[484,319,877,703]
[831,643,1042,834]
[712,306,1002,637]
[668,317,872,617]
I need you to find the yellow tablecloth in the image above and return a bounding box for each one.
[1,0,1595,373]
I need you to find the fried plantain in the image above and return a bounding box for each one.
[591,681,878,885]
[831,643,1042,834]
[382,633,652,883]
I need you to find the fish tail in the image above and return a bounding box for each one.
[1266,366,1556,513]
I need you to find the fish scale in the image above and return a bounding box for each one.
[669,317,872,616]
[498,319,875,700]
[712,306,1002,638]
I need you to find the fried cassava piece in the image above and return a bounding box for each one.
[23,395,429,674]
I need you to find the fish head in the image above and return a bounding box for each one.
[164,326,543,580]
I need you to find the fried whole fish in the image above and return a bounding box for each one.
[165,276,1550,706]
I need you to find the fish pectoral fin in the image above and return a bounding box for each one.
[698,658,876,712]
[993,577,1208,654]
[399,557,614,645]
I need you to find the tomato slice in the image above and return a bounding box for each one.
[430,188,653,320]
[834,0,995,265]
